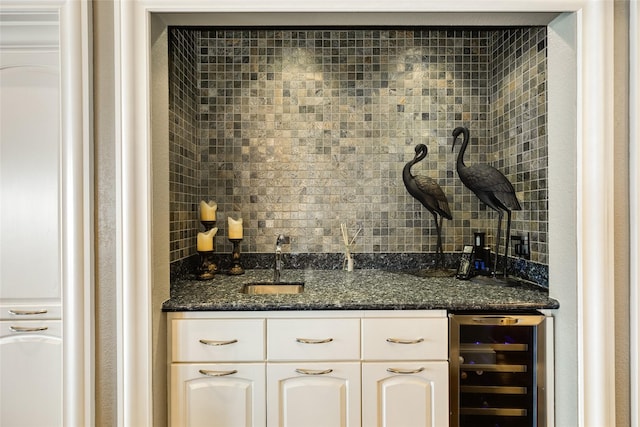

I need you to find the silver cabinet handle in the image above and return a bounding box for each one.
[295,368,333,375]
[296,337,334,344]
[10,325,49,332]
[386,337,424,345]
[199,339,238,346]
[386,367,425,375]
[199,369,238,377]
[471,316,518,325]
[8,309,48,316]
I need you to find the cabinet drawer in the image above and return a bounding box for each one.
[267,318,360,361]
[362,318,448,360]
[171,319,265,362]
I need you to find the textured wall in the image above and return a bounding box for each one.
[169,29,200,261]
[489,28,548,263]
[168,27,548,264]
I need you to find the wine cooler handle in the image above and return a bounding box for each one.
[471,316,518,325]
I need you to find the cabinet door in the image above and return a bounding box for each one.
[0,321,62,427]
[0,51,61,304]
[267,362,361,427]
[171,363,266,427]
[362,361,449,427]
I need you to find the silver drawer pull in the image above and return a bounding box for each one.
[296,337,334,344]
[387,367,425,375]
[386,337,424,345]
[199,339,238,346]
[10,325,49,332]
[295,368,334,375]
[8,309,48,316]
[199,369,238,377]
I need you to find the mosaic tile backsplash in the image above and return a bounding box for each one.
[168,27,548,268]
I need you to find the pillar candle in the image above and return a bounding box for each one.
[200,200,217,221]
[197,227,217,251]
[228,217,243,239]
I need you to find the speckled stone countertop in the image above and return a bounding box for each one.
[162,269,559,312]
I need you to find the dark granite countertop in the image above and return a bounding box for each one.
[162,269,559,312]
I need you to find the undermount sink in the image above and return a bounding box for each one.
[241,282,305,295]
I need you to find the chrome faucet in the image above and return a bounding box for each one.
[274,234,290,283]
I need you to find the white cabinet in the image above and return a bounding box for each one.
[168,310,449,427]
[361,317,449,427]
[267,318,362,427]
[0,321,62,426]
[171,363,266,427]
[0,14,63,427]
[362,362,449,427]
[169,317,267,427]
[0,36,61,311]
[267,362,361,427]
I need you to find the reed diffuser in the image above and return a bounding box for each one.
[341,223,361,272]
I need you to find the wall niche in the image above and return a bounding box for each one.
[167,26,548,283]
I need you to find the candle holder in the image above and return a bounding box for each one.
[196,220,218,278]
[201,220,216,231]
[228,238,245,275]
[197,250,216,280]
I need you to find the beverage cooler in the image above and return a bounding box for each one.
[449,313,549,427]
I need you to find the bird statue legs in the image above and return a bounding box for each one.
[492,209,512,278]
[494,211,503,277]
[503,209,513,278]
[432,212,445,268]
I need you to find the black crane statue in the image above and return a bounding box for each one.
[403,143,452,268]
[451,126,521,277]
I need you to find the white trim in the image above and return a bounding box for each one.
[547,12,578,427]
[113,0,124,423]
[59,0,94,425]
[630,2,639,427]
[117,0,153,425]
[117,1,618,426]
[577,2,616,426]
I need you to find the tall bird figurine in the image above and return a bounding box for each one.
[451,126,521,277]
[403,144,453,268]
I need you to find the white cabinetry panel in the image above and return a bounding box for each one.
[172,318,265,362]
[169,311,449,427]
[1,19,64,426]
[0,51,60,304]
[0,320,62,426]
[362,318,448,361]
[362,361,449,427]
[267,318,360,361]
[171,363,266,427]
[267,362,361,427]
